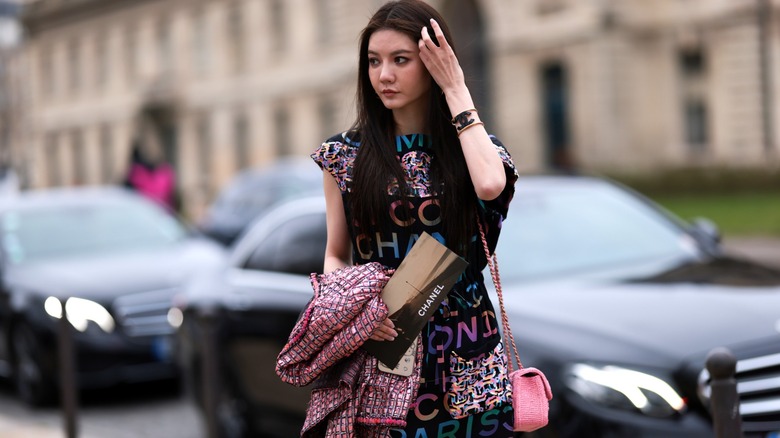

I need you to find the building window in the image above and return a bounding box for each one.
[536,0,567,15]
[680,50,705,76]
[274,106,290,157]
[71,129,86,185]
[227,3,246,74]
[99,124,114,183]
[45,132,61,186]
[678,48,709,151]
[269,0,286,54]
[95,33,108,89]
[68,38,81,93]
[234,112,250,171]
[319,96,336,140]
[313,0,331,47]
[126,24,138,84]
[192,9,210,75]
[541,63,572,170]
[39,47,53,99]
[196,113,211,189]
[684,100,708,147]
[157,18,172,73]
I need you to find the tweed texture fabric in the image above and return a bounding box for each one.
[276,262,390,387]
[302,340,422,437]
[276,262,421,436]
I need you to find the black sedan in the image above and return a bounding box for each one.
[174,175,780,438]
[196,157,323,246]
[0,186,226,405]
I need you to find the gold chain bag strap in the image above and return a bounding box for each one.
[477,220,553,432]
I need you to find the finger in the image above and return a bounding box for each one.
[429,19,448,49]
[380,324,398,338]
[418,39,431,63]
[370,328,396,341]
[384,323,399,337]
[420,26,435,50]
[371,321,397,341]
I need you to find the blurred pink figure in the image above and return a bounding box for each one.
[126,157,176,211]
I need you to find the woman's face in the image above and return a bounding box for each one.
[367,29,432,114]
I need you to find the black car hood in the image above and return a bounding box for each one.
[500,257,780,368]
[7,240,226,302]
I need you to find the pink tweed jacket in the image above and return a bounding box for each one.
[275,262,422,437]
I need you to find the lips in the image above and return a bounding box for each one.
[382,90,398,96]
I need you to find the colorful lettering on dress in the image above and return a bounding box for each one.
[396,133,428,153]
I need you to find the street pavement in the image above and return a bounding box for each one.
[0,417,70,438]
[0,380,203,438]
[0,236,777,437]
[722,236,780,268]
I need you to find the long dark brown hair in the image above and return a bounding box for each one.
[350,0,476,255]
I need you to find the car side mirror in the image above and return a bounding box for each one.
[688,217,721,254]
[690,217,721,242]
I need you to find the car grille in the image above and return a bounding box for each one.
[699,352,780,435]
[112,288,177,338]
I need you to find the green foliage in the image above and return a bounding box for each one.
[605,167,780,196]
[651,192,780,237]
[601,167,780,236]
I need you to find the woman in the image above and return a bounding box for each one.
[124,142,176,213]
[311,0,518,436]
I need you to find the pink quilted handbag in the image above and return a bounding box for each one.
[510,367,553,431]
[479,222,553,432]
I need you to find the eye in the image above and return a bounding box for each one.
[368,57,380,67]
[395,57,409,65]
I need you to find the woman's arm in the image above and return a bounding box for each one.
[322,171,397,341]
[322,172,352,273]
[418,19,506,201]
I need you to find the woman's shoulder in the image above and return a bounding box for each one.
[323,130,361,147]
[311,131,361,192]
[315,131,360,161]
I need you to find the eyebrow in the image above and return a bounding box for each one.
[367,49,415,56]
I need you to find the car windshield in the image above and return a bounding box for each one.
[214,171,321,216]
[2,199,187,265]
[496,180,700,281]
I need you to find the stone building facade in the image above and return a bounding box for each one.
[12,0,780,219]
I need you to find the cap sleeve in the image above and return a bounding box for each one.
[310,133,358,193]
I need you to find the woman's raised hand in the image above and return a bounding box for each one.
[418,18,465,94]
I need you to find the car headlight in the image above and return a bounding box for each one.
[44,296,115,333]
[167,307,184,329]
[565,363,686,418]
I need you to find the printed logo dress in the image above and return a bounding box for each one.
[312,132,519,437]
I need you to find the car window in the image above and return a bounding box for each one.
[496,183,699,281]
[243,212,327,276]
[2,199,187,265]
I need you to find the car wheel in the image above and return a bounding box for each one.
[12,323,55,406]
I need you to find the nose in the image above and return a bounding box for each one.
[379,63,394,83]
